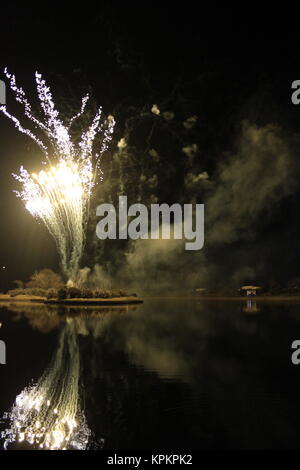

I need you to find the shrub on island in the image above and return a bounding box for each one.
[8,287,129,299]
[47,287,128,299]
[8,287,48,297]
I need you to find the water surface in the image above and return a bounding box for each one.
[0,298,299,450]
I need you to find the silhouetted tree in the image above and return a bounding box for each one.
[26,269,64,289]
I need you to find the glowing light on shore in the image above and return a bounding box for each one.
[0,68,115,281]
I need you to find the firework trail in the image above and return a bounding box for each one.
[0,69,115,282]
[1,319,91,450]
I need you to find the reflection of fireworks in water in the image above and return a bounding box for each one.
[0,69,115,281]
[1,320,91,450]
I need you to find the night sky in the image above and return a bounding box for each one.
[1,4,300,292]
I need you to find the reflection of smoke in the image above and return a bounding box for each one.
[1,320,91,450]
[3,302,62,333]
[2,301,131,334]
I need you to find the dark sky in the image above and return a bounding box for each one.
[1,4,300,290]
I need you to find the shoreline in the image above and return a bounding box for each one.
[2,294,300,305]
[143,296,300,302]
[0,294,143,305]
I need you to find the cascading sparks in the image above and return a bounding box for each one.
[15,160,91,282]
[1,320,91,450]
[0,68,115,282]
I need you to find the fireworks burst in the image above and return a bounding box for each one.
[0,69,115,281]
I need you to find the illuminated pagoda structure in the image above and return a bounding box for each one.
[240,285,262,297]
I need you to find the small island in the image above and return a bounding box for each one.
[1,269,143,307]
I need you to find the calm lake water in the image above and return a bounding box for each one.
[0,298,300,450]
